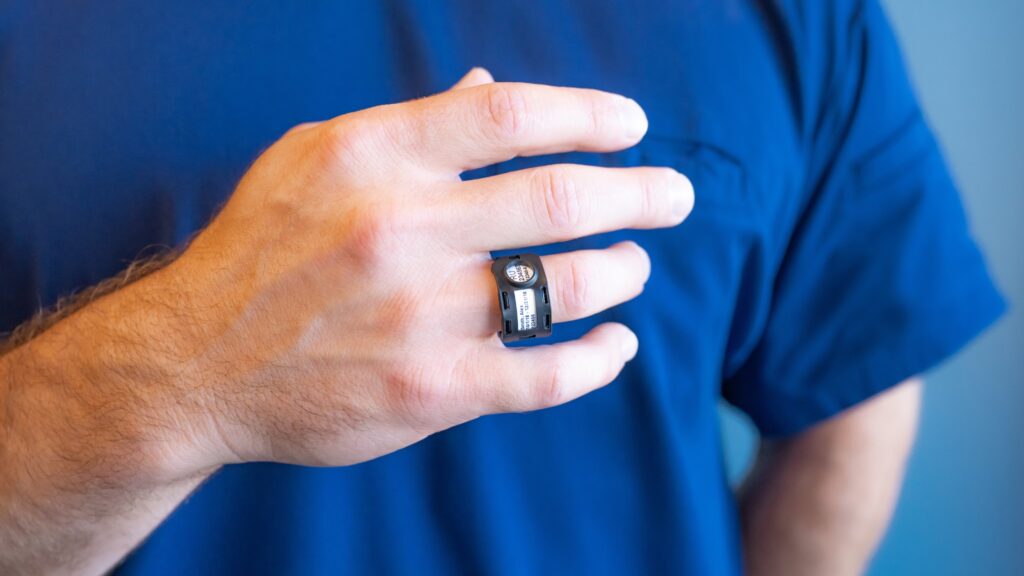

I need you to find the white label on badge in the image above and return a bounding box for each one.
[513,289,537,331]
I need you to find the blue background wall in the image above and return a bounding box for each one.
[720,1,1023,574]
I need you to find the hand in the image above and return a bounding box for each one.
[161,68,694,472]
[0,68,694,576]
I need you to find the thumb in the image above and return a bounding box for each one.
[448,67,495,91]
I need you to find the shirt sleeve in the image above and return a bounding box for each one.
[722,0,1007,437]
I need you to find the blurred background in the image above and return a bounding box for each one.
[720,1,1023,574]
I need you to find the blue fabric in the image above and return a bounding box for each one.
[0,1,1005,574]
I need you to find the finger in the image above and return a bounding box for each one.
[418,83,648,172]
[542,242,651,323]
[334,83,648,174]
[442,164,694,251]
[449,67,495,91]
[454,242,651,337]
[468,322,639,413]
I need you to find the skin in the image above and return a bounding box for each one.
[0,68,918,574]
[0,69,692,575]
[740,379,922,576]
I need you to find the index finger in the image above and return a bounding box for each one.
[350,83,648,174]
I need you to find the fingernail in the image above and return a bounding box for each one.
[617,97,648,141]
[620,241,651,282]
[671,171,695,220]
[621,330,639,361]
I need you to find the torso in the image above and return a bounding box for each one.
[0,2,813,573]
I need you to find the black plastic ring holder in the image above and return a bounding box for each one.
[491,254,553,343]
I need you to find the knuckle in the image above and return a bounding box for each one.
[588,99,609,137]
[318,118,377,168]
[386,359,454,428]
[390,367,439,422]
[532,167,586,234]
[558,256,592,317]
[537,361,570,408]
[344,203,408,266]
[483,84,530,140]
[640,168,675,219]
[284,121,319,137]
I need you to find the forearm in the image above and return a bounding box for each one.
[0,263,212,575]
[739,380,921,576]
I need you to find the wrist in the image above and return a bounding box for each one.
[94,261,234,482]
[1,266,222,494]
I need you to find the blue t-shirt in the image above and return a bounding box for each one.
[0,1,1005,574]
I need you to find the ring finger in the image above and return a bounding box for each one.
[451,241,652,338]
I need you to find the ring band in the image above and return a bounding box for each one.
[491,254,553,343]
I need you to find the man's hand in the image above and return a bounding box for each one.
[0,69,694,574]
[163,73,692,470]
